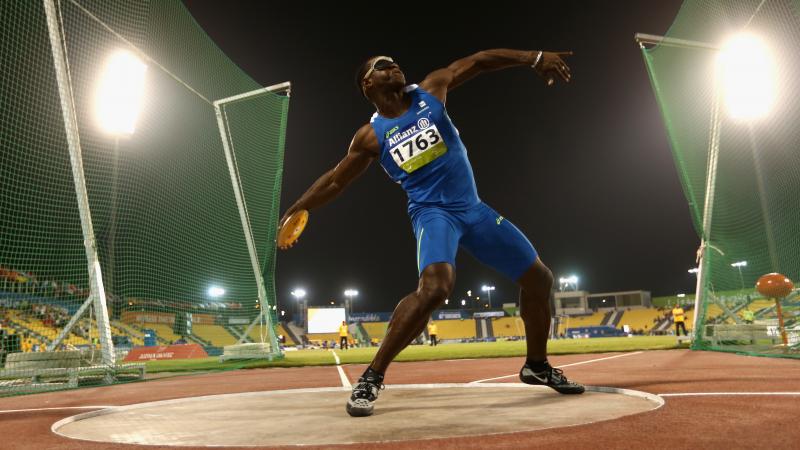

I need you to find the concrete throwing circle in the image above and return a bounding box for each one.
[52,383,663,446]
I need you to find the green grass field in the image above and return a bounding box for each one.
[144,336,686,374]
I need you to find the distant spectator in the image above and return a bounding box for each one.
[672,305,687,336]
[428,321,439,346]
[174,336,188,345]
[743,309,755,324]
[339,321,349,350]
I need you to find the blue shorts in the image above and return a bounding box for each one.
[411,202,538,281]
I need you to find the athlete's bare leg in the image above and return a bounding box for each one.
[517,258,554,361]
[369,263,454,373]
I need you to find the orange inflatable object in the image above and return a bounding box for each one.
[277,210,308,248]
[755,273,794,298]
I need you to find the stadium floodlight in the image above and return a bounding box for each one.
[731,260,748,291]
[559,275,579,291]
[688,268,699,274]
[95,50,147,135]
[677,293,686,298]
[208,286,225,297]
[344,289,358,317]
[461,299,466,306]
[290,288,306,321]
[718,34,775,120]
[481,285,495,308]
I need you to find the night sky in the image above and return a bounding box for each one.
[182,0,697,314]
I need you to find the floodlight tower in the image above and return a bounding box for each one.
[344,289,358,319]
[481,285,495,308]
[731,261,748,291]
[96,50,147,305]
[291,288,306,324]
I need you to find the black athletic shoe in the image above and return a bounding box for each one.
[346,375,384,417]
[519,363,585,394]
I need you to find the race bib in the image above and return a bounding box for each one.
[388,123,448,173]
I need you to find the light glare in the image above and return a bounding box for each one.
[208,286,225,297]
[719,34,775,120]
[96,50,147,134]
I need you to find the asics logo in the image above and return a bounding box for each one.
[496,216,505,225]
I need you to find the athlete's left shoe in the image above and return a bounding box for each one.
[519,362,585,394]
[346,373,384,417]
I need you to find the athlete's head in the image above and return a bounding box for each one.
[355,56,405,101]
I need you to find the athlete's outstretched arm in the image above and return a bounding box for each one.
[419,49,573,103]
[279,124,378,247]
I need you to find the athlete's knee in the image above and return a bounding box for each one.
[417,263,455,307]
[519,259,553,293]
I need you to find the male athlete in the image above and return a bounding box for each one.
[280,48,583,417]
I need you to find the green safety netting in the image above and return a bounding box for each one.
[1,0,289,396]
[641,0,800,358]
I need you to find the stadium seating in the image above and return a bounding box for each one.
[743,299,774,314]
[618,308,662,333]
[111,321,144,346]
[556,312,605,336]
[434,319,475,339]
[491,317,525,337]
[306,333,339,346]
[147,323,182,344]
[246,324,295,345]
[192,324,238,347]
[362,322,388,341]
[276,324,295,345]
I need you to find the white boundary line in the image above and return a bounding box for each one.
[0,406,113,414]
[469,351,644,384]
[51,383,663,447]
[659,392,800,397]
[330,350,351,388]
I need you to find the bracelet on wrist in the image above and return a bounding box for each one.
[531,51,543,69]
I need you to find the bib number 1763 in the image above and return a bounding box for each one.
[388,125,448,173]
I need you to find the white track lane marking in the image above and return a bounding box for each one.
[469,351,644,384]
[659,392,800,397]
[0,406,113,414]
[330,350,352,388]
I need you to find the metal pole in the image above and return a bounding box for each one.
[693,71,723,336]
[737,266,745,291]
[44,0,115,366]
[107,137,119,301]
[213,85,290,357]
[634,33,719,51]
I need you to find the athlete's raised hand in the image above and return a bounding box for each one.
[533,51,573,86]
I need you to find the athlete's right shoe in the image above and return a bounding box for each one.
[519,362,585,394]
[346,373,384,417]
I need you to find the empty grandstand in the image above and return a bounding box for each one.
[491,317,525,338]
[433,319,476,340]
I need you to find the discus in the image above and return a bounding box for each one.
[277,210,308,249]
